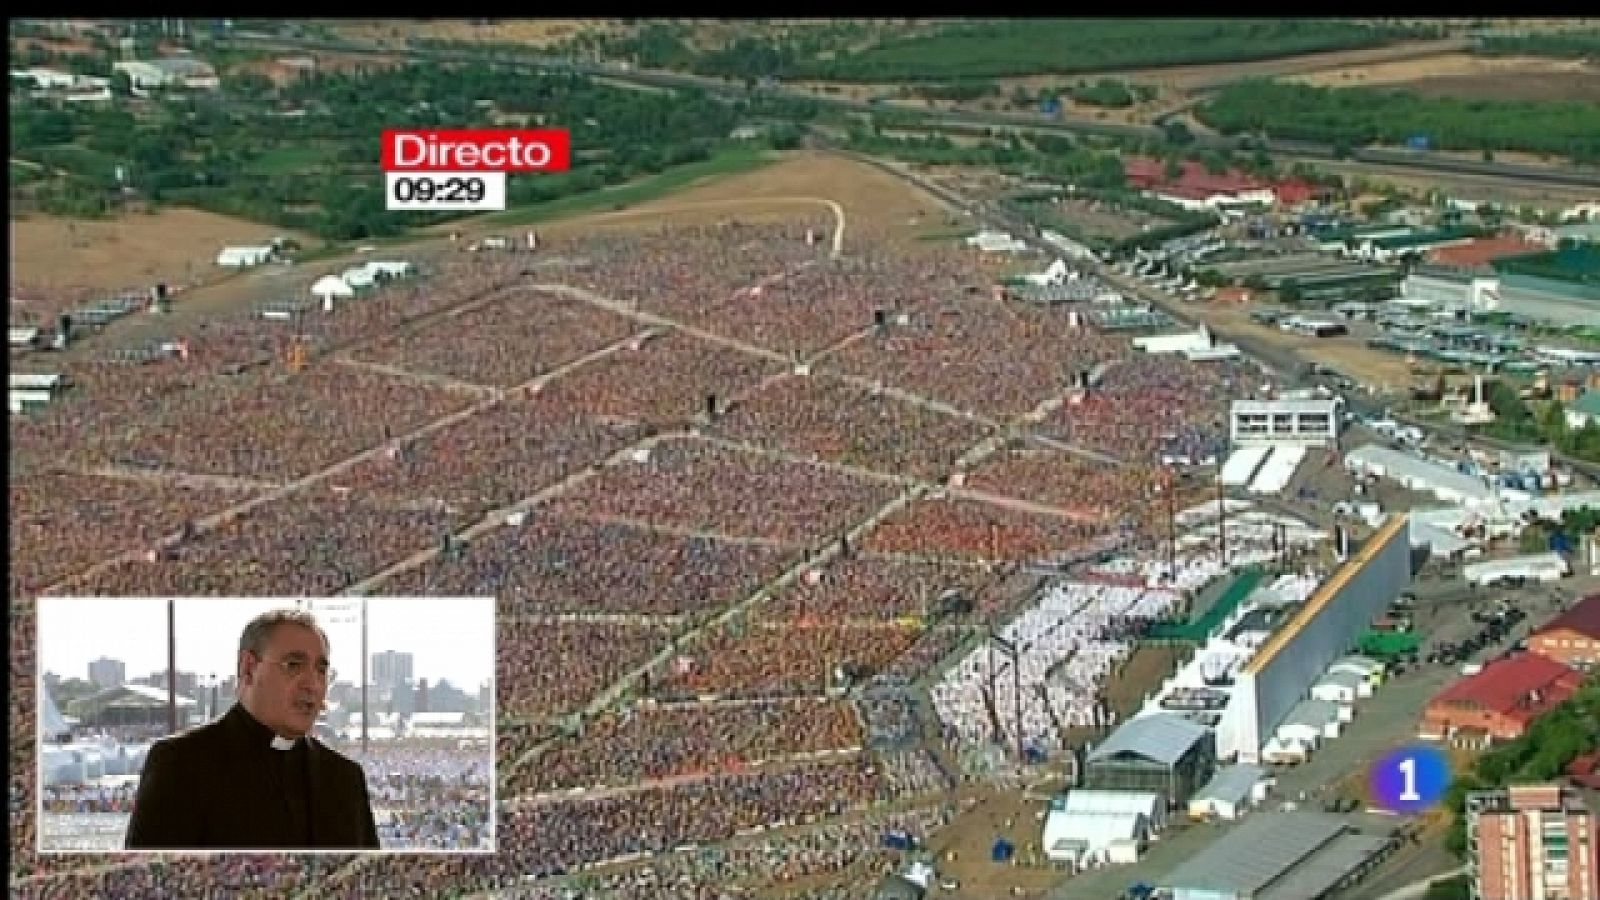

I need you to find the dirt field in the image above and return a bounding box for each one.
[1288,52,1600,102]
[8,208,317,297]
[326,18,625,48]
[490,151,954,249]
[925,786,1069,897]
[1107,38,1473,91]
[1052,197,1172,242]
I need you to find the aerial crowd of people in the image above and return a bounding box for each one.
[10,213,1279,895]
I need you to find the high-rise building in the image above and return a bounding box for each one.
[88,657,125,689]
[1468,783,1599,900]
[371,651,414,691]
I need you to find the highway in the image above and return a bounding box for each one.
[218,29,1600,190]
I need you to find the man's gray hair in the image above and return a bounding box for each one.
[238,608,330,665]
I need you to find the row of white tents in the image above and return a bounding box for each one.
[309,260,415,309]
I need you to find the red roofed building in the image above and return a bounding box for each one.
[1269,179,1321,208]
[1421,653,1584,742]
[1122,157,1276,211]
[1426,233,1547,271]
[1569,752,1600,790]
[1529,594,1600,671]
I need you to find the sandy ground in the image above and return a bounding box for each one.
[479,151,954,249]
[1190,304,1423,390]
[926,787,1067,898]
[1287,52,1600,101]
[325,18,625,48]
[9,208,317,299]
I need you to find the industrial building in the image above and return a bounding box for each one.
[1161,811,1395,900]
[1227,515,1412,764]
[1345,445,1498,508]
[1084,712,1215,806]
[1132,326,1242,361]
[1230,398,1340,448]
[1394,267,1600,329]
[1467,783,1599,900]
[1528,594,1600,671]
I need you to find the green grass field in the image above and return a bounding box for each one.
[483,146,779,227]
[914,226,976,242]
[245,143,343,177]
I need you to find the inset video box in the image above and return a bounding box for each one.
[35,596,496,855]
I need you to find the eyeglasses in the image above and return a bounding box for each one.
[259,655,336,686]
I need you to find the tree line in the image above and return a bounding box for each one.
[782,20,1430,83]
[1475,28,1600,60]
[1197,79,1600,164]
[9,52,783,240]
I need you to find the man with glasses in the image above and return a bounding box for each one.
[126,608,379,849]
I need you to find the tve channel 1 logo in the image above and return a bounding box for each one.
[1369,744,1452,815]
[382,128,570,212]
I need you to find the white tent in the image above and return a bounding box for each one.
[339,266,378,290]
[311,276,355,310]
[40,690,72,741]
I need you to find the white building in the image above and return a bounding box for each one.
[1188,764,1268,821]
[217,244,279,268]
[1309,669,1370,706]
[1133,326,1217,356]
[1041,790,1162,867]
[1327,655,1386,687]
[1344,445,1497,508]
[1274,698,1343,749]
[1462,552,1569,587]
[13,66,76,89]
[1230,398,1341,447]
[1399,271,1502,316]
[113,57,220,92]
[9,371,65,415]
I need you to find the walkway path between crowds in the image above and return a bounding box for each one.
[574,196,847,260]
[33,280,550,598]
[329,355,498,396]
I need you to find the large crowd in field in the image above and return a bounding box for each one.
[8,213,1288,895]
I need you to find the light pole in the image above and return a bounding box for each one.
[167,598,177,735]
[361,595,368,755]
[988,631,1024,764]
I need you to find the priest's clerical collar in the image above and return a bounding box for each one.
[236,703,301,750]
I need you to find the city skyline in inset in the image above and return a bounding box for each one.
[38,597,495,695]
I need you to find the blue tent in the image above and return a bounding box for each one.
[991,838,1015,862]
[882,829,911,850]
